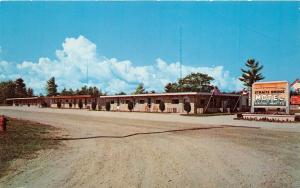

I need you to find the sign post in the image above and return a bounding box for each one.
[251,81,290,114]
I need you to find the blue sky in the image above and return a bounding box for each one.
[0,2,300,94]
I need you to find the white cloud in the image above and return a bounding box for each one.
[0,35,242,94]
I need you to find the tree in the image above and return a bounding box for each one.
[0,80,16,104]
[115,91,126,95]
[27,88,34,97]
[133,83,145,94]
[46,77,58,96]
[159,101,165,112]
[91,101,97,110]
[57,101,61,108]
[15,78,27,98]
[78,100,83,109]
[239,59,265,88]
[128,101,134,111]
[165,82,179,93]
[184,102,191,114]
[164,72,214,93]
[105,102,111,111]
[178,73,214,92]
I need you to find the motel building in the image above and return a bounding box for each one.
[98,92,248,114]
[6,91,248,114]
[6,95,97,109]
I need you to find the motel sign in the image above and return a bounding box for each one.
[251,81,290,113]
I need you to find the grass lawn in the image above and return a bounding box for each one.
[0,117,61,178]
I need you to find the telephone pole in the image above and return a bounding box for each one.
[179,26,183,80]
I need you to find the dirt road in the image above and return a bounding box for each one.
[0,107,300,188]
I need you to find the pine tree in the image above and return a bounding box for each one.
[239,59,265,88]
[15,78,27,97]
[46,77,58,96]
[27,88,34,97]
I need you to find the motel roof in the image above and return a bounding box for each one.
[100,92,241,99]
[6,95,94,101]
[48,95,93,99]
[6,97,43,101]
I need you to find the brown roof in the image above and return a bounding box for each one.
[48,95,94,99]
[100,92,240,99]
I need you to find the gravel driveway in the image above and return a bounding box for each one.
[0,106,300,188]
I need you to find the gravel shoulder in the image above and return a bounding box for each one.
[0,106,300,188]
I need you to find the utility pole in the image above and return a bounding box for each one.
[86,60,89,87]
[179,26,183,80]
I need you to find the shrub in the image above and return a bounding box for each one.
[57,101,61,108]
[105,102,111,111]
[159,101,165,112]
[128,101,134,111]
[69,103,72,108]
[27,103,30,107]
[237,113,243,119]
[41,101,47,108]
[296,115,300,122]
[184,102,191,114]
[78,100,83,109]
[91,102,97,110]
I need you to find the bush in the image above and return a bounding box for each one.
[78,100,83,109]
[27,104,30,107]
[91,102,97,110]
[41,101,47,108]
[128,101,134,111]
[57,101,61,108]
[69,103,72,108]
[105,102,111,111]
[237,113,243,119]
[159,101,165,112]
[184,102,191,114]
[296,115,300,122]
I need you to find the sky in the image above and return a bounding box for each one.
[0,2,300,95]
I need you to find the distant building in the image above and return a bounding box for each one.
[291,79,300,94]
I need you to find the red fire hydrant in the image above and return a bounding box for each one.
[0,115,7,132]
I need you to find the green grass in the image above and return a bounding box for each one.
[0,117,61,178]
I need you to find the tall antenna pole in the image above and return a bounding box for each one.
[179,26,182,80]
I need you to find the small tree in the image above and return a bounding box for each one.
[133,83,145,94]
[78,100,83,109]
[159,101,165,112]
[57,101,61,108]
[128,101,134,112]
[105,102,111,111]
[184,102,191,114]
[69,103,72,108]
[91,101,97,110]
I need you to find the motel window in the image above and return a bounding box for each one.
[66,100,68,102]
[155,100,161,104]
[111,100,114,104]
[139,100,145,104]
[172,99,179,104]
